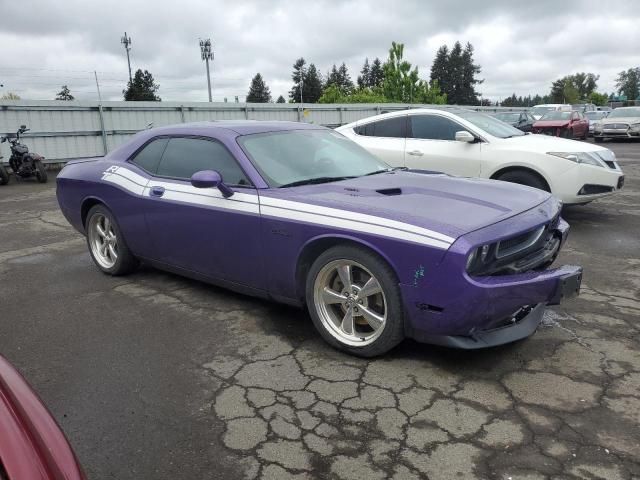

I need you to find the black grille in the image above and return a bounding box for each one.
[578,184,614,195]
[496,226,544,258]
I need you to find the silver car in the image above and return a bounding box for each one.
[585,111,609,136]
[593,107,640,142]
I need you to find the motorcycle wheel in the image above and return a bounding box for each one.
[0,164,9,185]
[35,161,48,183]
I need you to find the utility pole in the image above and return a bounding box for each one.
[121,32,132,83]
[200,38,214,102]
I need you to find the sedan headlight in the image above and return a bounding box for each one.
[594,123,603,132]
[631,123,640,132]
[547,151,607,167]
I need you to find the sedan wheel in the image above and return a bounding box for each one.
[306,245,404,357]
[86,204,138,275]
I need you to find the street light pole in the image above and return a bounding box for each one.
[200,39,214,102]
[120,32,132,83]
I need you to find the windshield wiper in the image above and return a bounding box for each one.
[279,176,355,188]
[364,167,408,176]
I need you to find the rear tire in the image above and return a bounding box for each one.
[35,161,47,183]
[86,204,139,276]
[0,164,9,185]
[305,244,404,357]
[496,170,549,192]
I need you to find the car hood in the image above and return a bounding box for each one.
[601,116,640,125]
[497,132,608,153]
[534,120,570,128]
[263,171,552,241]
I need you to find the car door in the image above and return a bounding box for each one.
[139,136,264,289]
[404,114,482,177]
[352,115,407,166]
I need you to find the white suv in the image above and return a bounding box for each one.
[336,108,625,205]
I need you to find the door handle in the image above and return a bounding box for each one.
[407,150,424,156]
[150,186,165,197]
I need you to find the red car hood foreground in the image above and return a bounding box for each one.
[0,355,85,480]
[533,120,570,128]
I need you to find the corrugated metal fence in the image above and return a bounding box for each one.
[0,100,525,164]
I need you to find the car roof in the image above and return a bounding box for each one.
[146,120,324,136]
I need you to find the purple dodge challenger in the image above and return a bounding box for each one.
[56,121,582,357]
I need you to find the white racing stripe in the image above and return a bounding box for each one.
[260,195,454,244]
[101,166,453,249]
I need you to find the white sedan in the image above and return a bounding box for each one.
[336,108,624,205]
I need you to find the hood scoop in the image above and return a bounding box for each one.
[376,187,402,196]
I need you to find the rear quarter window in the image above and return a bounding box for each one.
[130,138,169,173]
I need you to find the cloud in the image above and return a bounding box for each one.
[0,0,638,102]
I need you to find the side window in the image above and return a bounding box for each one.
[156,137,250,186]
[409,115,468,141]
[355,116,406,138]
[130,138,169,174]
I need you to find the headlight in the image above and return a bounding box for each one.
[594,123,603,132]
[466,244,492,273]
[547,151,606,167]
[631,123,640,131]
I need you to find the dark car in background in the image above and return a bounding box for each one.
[532,110,589,139]
[491,111,536,132]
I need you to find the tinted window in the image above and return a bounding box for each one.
[131,138,169,173]
[156,137,250,185]
[356,116,406,138]
[409,115,469,140]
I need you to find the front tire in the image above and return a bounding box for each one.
[562,128,573,139]
[86,204,138,276]
[35,161,48,183]
[0,164,9,185]
[496,170,549,192]
[305,245,404,357]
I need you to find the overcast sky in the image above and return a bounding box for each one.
[0,0,639,103]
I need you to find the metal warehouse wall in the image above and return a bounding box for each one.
[0,100,524,164]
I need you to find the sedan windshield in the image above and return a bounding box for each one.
[531,107,555,117]
[455,110,524,138]
[540,111,571,120]
[493,112,520,122]
[238,129,391,187]
[608,107,640,118]
[585,111,607,120]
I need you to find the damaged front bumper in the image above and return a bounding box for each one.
[409,265,582,349]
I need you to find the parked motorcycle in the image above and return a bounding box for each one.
[0,125,47,184]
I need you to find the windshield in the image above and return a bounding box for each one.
[493,113,520,122]
[238,129,390,187]
[585,111,607,120]
[540,111,571,120]
[608,108,640,118]
[455,110,524,138]
[531,107,555,116]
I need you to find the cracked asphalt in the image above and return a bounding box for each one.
[0,141,638,480]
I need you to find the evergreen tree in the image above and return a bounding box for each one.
[445,42,464,104]
[338,63,354,93]
[357,58,371,88]
[382,42,421,103]
[246,73,272,103]
[303,64,324,103]
[289,57,306,102]
[369,58,384,87]
[276,95,286,103]
[460,42,482,104]
[430,45,450,98]
[326,64,341,89]
[55,85,74,101]
[123,69,161,101]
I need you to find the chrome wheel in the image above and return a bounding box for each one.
[313,259,387,346]
[88,213,118,269]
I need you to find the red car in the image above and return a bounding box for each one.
[0,354,86,480]
[532,110,589,139]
